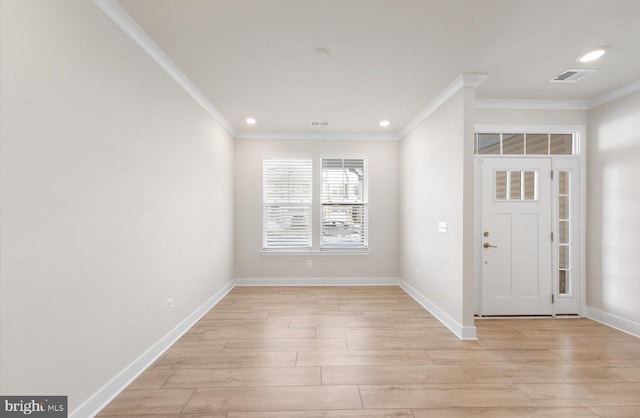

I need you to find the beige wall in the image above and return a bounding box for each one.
[399,87,476,331]
[0,0,234,411]
[234,139,399,279]
[587,90,640,324]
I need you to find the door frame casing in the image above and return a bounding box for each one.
[474,125,587,317]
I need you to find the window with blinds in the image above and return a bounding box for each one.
[263,157,313,248]
[321,157,368,248]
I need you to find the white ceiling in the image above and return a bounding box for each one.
[116,0,640,136]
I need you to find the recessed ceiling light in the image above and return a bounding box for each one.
[245,117,256,125]
[379,120,390,127]
[576,46,610,63]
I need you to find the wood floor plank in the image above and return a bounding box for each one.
[411,407,599,417]
[587,406,640,417]
[359,384,537,408]
[608,366,640,381]
[297,350,432,366]
[97,414,225,418]
[224,338,347,351]
[322,365,474,385]
[346,337,465,351]
[154,351,297,369]
[163,367,320,388]
[182,386,363,412]
[426,349,561,365]
[516,382,640,407]
[126,370,175,390]
[164,340,227,353]
[228,410,414,418]
[316,328,428,339]
[550,348,640,364]
[201,327,316,340]
[291,318,393,328]
[463,364,624,384]
[97,389,195,416]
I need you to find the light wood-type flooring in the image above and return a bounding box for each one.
[98,286,640,417]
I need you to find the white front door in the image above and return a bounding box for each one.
[481,158,553,316]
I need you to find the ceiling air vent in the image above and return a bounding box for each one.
[549,69,598,83]
[311,120,329,126]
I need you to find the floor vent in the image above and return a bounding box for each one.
[311,120,329,126]
[549,69,598,83]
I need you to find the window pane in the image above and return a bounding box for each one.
[559,220,569,244]
[321,158,368,247]
[510,171,522,200]
[526,133,549,154]
[477,133,500,154]
[524,171,536,200]
[550,134,573,155]
[559,196,569,219]
[322,204,366,246]
[502,133,524,155]
[263,157,313,248]
[559,171,569,195]
[559,270,569,295]
[559,245,570,269]
[495,171,507,200]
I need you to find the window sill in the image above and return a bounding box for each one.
[261,249,370,256]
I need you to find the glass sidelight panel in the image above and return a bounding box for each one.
[558,170,572,295]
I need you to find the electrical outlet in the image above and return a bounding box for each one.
[415,269,419,279]
[166,297,174,312]
[306,259,312,267]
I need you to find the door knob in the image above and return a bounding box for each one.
[483,242,498,248]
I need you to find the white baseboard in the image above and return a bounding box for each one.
[71,281,235,418]
[587,306,640,338]
[233,277,401,286]
[398,279,477,340]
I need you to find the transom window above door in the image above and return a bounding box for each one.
[476,132,574,155]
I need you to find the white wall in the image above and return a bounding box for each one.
[476,108,587,126]
[234,139,399,280]
[0,0,234,412]
[399,87,476,335]
[587,90,640,325]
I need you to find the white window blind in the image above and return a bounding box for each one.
[263,157,313,248]
[321,157,368,248]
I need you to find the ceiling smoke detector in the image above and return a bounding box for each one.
[311,120,329,126]
[549,69,598,83]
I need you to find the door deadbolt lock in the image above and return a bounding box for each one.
[483,231,490,237]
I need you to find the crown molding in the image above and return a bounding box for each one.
[588,78,640,109]
[92,0,237,137]
[398,74,489,139]
[476,78,640,111]
[476,98,589,110]
[235,131,400,141]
